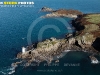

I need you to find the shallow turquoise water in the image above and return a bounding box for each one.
[0,0,100,75]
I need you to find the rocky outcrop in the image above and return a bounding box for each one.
[41,9,83,18]
[41,13,78,18]
[75,33,95,48]
[89,56,99,64]
[40,7,54,12]
[17,38,69,65]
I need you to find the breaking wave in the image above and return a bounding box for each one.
[0,65,16,75]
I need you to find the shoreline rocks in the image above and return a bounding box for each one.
[41,13,78,18]
[16,37,99,67]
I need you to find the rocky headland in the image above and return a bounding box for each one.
[41,7,83,18]
[13,10,100,68]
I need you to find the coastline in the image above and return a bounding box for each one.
[13,8,100,68]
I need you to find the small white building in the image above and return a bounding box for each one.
[22,47,26,53]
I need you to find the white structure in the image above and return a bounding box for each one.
[22,47,26,53]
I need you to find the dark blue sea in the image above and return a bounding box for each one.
[0,0,100,75]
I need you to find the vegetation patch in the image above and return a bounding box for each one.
[84,24,99,32]
[85,14,100,24]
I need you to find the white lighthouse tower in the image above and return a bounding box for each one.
[22,47,26,53]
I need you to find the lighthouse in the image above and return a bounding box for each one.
[22,47,26,53]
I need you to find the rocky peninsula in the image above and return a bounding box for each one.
[41,7,83,18]
[13,10,100,68]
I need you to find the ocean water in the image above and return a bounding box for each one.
[0,0,100,75]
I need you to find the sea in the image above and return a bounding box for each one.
[0,0,100,75]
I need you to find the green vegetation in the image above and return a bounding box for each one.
[37,38,59,48]
[85,14,100,24]
[37,42,42,48]
[51,41,57,45]
[84,24,99,32]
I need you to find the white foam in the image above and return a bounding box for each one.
[0,71,6,75]
[64,50,71,52]
[53,50,71,60]
[8,70,15,75]
[91,60,99,64]
[0,65,16,75]
[7,67,16,75]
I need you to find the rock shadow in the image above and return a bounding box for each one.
[92,37,100,51]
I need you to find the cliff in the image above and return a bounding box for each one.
[72,14,100,50]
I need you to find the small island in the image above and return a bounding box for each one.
[12,8,100,68]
